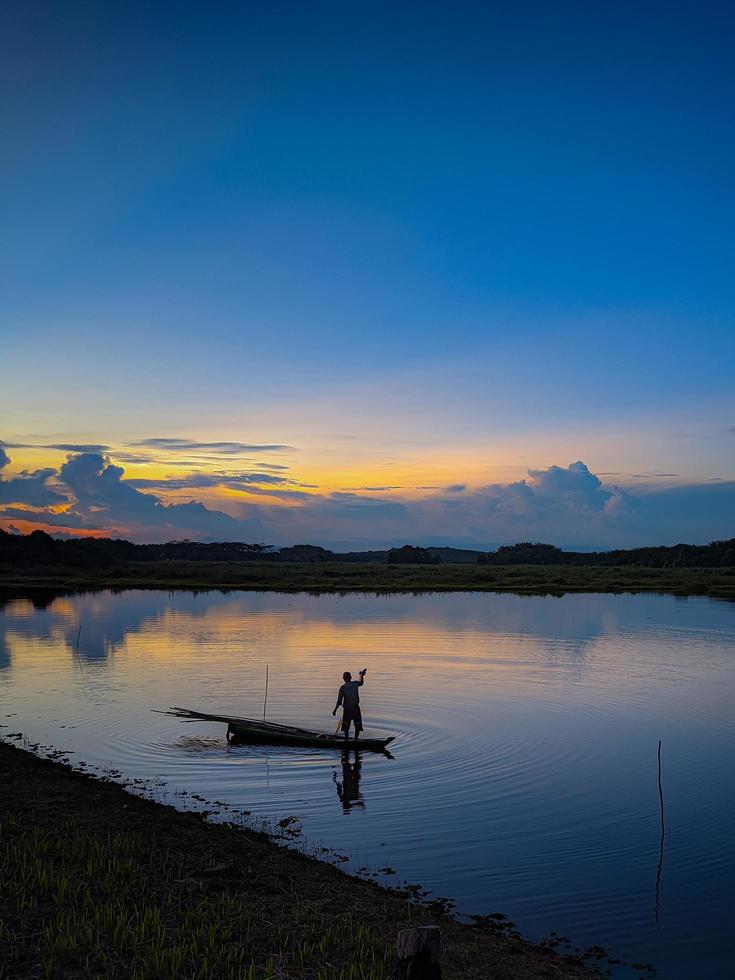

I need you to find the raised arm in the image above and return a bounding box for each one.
[358,668,367,687]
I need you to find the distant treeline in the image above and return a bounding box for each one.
[1,529,734,568]
[476,540,735,567]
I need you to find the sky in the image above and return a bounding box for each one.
[2,1,734,549]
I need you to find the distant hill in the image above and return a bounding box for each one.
[1,529,734,568]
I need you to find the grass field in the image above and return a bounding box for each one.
[1,560,734,598]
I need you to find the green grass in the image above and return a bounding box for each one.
[0,815,392,980]
[2,560,735,598]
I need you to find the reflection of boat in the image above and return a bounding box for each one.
[161,707,396,752]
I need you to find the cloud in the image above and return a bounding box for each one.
[1,443,733,549]
[630,480,735,542]
[326,492,407,517]
[0,443,67,507]
[526,460,609,510]
[47,443,111,453]
[629,472,679,479]
[126,472,291,491]
[476,462,641,537]
[129,438,290,454]
[3,442,112,453]
[0,448,265,542]
[54,453,264,538]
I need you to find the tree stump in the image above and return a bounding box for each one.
[395,925,442,979]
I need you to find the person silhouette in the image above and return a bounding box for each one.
[333,668,367,742]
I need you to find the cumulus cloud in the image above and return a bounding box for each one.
[0,448,264,542]
[0,443,66,507]
[480,461,633,517]
[55,453,265,538]
[474,461,642,541]
[526,460,608,509]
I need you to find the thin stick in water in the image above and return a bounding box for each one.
[263,664,269,724]
[74,624,84,671]
[655,738,665,929]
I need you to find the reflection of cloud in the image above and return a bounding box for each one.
[3,589,706,679]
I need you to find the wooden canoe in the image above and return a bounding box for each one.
[162,707,396,752]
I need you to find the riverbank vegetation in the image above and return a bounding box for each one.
[2,529,734,597]
[0,741,600,979]
[1,559,734,599]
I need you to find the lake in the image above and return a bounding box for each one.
[1,588,733,979]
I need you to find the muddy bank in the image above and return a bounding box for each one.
[0,739,604,979]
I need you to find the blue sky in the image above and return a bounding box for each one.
[2,1,733,547]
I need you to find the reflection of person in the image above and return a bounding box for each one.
[333,668,367,741]
[333,750,364,812]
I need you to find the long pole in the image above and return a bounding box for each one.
[263,664,269,724]
[655,739,665,928]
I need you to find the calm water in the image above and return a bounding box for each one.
[1,589,734,979]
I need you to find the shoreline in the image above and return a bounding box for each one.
[0,738,606,979]
[2,560,735,599]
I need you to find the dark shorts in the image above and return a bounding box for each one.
[341,705,363,733]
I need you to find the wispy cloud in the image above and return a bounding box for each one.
[629,473,680,479]
[126,472,291,490]
[128,438,291,454]
[347,486,402,492]
[3,442,111,453]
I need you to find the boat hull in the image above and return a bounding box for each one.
[227,723,394,751]
[160,707,396,753]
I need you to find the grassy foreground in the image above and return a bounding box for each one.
[0,740,602,980]
[1,560,734,598]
